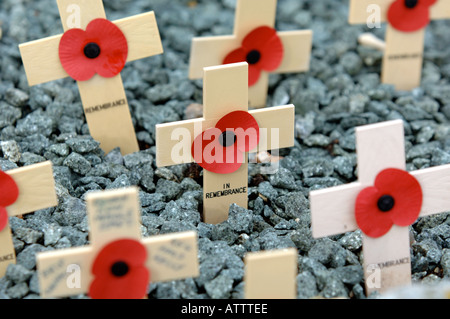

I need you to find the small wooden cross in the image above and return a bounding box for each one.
[189,0,312,108]
[36,187,199,299]
[156,62,295,224]
[19,0,163,155]
[310,120,450,295]
[0,161,57,277]
[349,0,450,90]
[244,248,298,299]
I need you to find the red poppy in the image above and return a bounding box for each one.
[223,26,284,86]
[355,168,423,238]
[191,111,260,174]
[59,19,128,81]
[387,0,437,32]
[0,171,19,231]
[89,239,150,299]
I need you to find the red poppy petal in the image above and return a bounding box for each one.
[191,127,244,174]
[242,26,278,53]
[258,32,284,71]
[85,19,128,78]
[59,19,127,81]
[92,239,147,275]
[355,186,394,238]
[374,168,422,227]
[248,64,262,86]
[89,267,150,299]
[387,0,436,32]
[223,47,247,65]
[215,111,260,153]
[59,28,97,81]
[0,207,9,232]
[0,171,19,207]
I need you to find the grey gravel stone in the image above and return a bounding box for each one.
[5,264,33,284]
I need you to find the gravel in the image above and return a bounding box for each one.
[1,0,450,299]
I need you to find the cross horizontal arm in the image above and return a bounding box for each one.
[155,105,295,167]
[273,30,313,74]
[37,231,198,298]
[348,0,391,25]
[349,0,450,25]
[189,36,237,80]
[142,231,199,282]
[310,182,363,238]
[412,164,450,218]
[6,161,57,217]
[19,12,163,86]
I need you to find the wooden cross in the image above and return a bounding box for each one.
[189,0,312,108]
[156,62,295,224]
[19,0,163,155]
[37,187,199,299]
[244,248,298,299]
[310,120,450,295]
[0,161,57,277]
[349,0,450,90]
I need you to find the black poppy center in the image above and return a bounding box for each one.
[377,195,395,212]
[111,261,129,277]
[246,50,261,65]
[84,42,101,59]
[219,131,237,148]
[404,0,418,9]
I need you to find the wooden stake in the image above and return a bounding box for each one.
[244,248,298,299]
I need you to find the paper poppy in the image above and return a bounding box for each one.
[355,168,423,238]
[191,111,260,174]
[59,18,128,81]
[89,239,150,299]
[387,0,437,32]
[223,26,284,86]
[0,171,19,232]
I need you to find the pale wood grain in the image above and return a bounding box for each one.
[244,248,297,299]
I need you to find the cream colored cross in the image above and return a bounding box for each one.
[189,0,312,108]
[349,0,450,90]
[0,161,57,277]
[310,120,450,295]
[156,62,295,225]
[244,248,298,299]
[19,0,163,155]
[37,187,199,298]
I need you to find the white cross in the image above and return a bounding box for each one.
[0,161,57,277]
[19,0,163,155]
[349,0,450,90]
[189,0,312,108]
[156,62,295,224]
[37,187,199,298]
[310,120,450,294]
